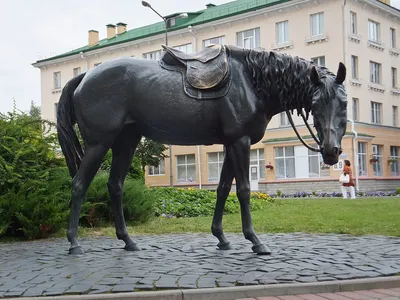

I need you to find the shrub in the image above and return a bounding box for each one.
[152,187,273,218]
[396,187,400,195]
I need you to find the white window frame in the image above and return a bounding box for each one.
[311,56,325,67]
[250,148,266,180]
[392,67,398,88]
[275,146,295,179]
[351,55,358,79]
[310,12,324,36]
[142,50,162,61]
[173,43,193,54]
[370,61,381,84]
[276,21,289,44]
[352,98,359,122]
[53,72,61,89]
[279,112,289,127]
[148,159,165,176]
[203,36,224,48]
[236,28,261,49]
[176,154,196,183]
[371,101,382,124]
[372,144,383,176]
[350,11,357,34]
[393,106,398,127]
[390,28,396,48]
[368,20,380,43]
[390,146,399,176]
[73,67,81,77]
[358,142,367,176]
[207,152,224,182]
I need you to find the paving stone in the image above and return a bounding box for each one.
[111,284,135,292]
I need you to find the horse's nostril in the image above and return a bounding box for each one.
[333,147,339,156]
[339,149,343,155]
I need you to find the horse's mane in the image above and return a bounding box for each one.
[245,48,336,117]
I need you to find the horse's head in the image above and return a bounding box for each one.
[310,62,347,165]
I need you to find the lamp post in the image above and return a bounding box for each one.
[141,1,187,186]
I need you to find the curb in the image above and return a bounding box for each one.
[4,276,400,300]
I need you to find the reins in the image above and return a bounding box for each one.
[286,110,321,153]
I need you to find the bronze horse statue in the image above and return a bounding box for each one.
[57,44,347,255]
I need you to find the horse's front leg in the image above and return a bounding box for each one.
[229,136,271,255]
[211,148,234,250]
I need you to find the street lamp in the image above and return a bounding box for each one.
[141,1,188,186]
[141,1,187,47]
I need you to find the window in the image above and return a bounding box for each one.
[53,72,61,89]
[350,11,357,34]
[311,56,325,66]
[203,36,224,48]
[176,154,196,182]
[368,20,380,43]
[352,98,359,121]
[250,148,265,180]
[310,12,324,36]
[54,103,58,121]
[371,102,382,124]
[173,43,192,54]
[237,28,261,49]
[390,28,396,48]
[73,67,81,77]
[308,146,329,178]
[351,55,358,79]
[148,159,165,176]
[275,146,295,179]
[393,106,398,127]
[280,112,289,126]
[390,146,399,176]
[276,21,289,44]
[208,152,224,182]
[94,62,102,67]
[358,142,367,176]
[372,144,383,176]
[392,67,398,88]
[370,61,381,83]
[143,50,162,60]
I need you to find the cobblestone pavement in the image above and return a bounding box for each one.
[235,288,400,300]
[0,233,400,298]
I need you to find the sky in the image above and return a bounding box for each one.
[0,0,399,114]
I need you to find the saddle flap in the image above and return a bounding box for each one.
[186,57,228,89]
[161,44,223,63]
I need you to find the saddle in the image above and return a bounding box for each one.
[160,44,231,100]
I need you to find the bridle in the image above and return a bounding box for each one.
[286,110,321,152]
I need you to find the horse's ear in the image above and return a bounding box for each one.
[310,66,321,86]
[335,62,346,84]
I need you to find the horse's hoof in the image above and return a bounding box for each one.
[217,242,232,250]
[68,246,84,255]
[125,243,141,251]
[252,243,271,255]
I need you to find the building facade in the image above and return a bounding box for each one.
[33,0,400,193]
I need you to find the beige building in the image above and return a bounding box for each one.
[33,0,400,193]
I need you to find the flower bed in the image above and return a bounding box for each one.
[267,189,400,198]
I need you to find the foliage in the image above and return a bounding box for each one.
[267,190,400,198]
[135,138,168,171]
[0,102,64,195]
[151,187,273,218]
[100,151,144,182]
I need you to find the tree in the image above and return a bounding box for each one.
[135,138,168,172]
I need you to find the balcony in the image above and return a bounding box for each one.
[348,33,362,44]
[367,40,385,51]
[391,88,400,96]
[271,41,293,51]
[368,82,386,93]
[389,47,400,57]
[305,34,328,45]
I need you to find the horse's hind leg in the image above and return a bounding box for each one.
[68,144,109,255]
[107,125,142,251]
[211,149,234,250]
[228,136,271,255]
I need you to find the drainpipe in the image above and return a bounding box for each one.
[80,51,89,71]
[188,25,202,189]
[348,119,359,192]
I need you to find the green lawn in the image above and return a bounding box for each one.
[77,197,400,238]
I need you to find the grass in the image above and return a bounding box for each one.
[74,197,400,238]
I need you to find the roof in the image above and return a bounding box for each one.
[35,0,289,63]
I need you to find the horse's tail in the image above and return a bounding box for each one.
[56,72,86,178]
